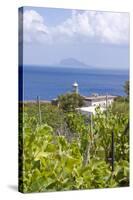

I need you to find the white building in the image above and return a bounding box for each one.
[73,82,117,116]
[82,94,117,108]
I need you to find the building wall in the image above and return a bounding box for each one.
[91,100,106,107]
[84,100,92,107]
[84,98,114,107]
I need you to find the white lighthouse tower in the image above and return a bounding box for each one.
[72,81,79,94]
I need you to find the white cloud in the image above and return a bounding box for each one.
[23,10,50,43]
[93,12,129,44]
[22,9,129,45]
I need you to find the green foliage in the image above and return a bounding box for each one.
[19,101,129,193]
[24,103,69,136]
[111,101,129,115]
[92,108,129,160]
[111,93,129,116]
[58,93,84,112]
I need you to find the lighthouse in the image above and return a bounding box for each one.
[72,81,79,94]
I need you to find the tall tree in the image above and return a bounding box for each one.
[124,80,129,97]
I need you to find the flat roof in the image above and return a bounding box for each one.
[82,95,117,101]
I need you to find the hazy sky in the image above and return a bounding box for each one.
[21,7,129,70]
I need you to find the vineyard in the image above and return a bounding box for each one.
[19,97,129,193]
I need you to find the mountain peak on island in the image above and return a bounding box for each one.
[59,58,90,68]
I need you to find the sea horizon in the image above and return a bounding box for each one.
[21,64,129,72]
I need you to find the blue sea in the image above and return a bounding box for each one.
[22,66,129,101]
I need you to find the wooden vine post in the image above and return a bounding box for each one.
[111,131,115,172]
[37,96,42,125]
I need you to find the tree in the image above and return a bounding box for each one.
[124,80,129,97]
[58,93,84,112]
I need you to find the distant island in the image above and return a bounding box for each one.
[59,58,91,68]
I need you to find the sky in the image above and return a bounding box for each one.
[20,7,130,70]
